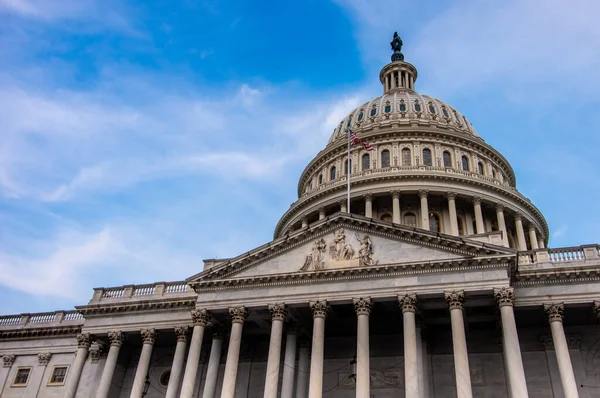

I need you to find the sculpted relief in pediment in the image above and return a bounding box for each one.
[300,229,378,272]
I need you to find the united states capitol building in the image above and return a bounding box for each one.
[1,34,599,398]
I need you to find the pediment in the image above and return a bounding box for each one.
[187,214,512,284]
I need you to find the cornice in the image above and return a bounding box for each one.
[276,172,548,241]
[513,266,600,286]
[76,298,196,317]
[0,326,81,340]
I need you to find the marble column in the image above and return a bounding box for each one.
[302,217,308,228]
[515,214,528,251]
[544,303,579,398]
[318,207,326,220]
[296,342,310,398]
[496,204,509,247]
[264,303,287,398]
[445,291,473,398]
[447,192,459,236]
[35,353,51,398]
[419,190,430,231]
[220,306,249,398]
[364,195,373,218]
[392,191,401,224]
[308,300,329,398]
[528,226,539,250]
[353,297,372,398]
[0,355,16,392]
[202,327,224,398]
[96,331,124,398]
[473,197,484,234]
[130,328,157,398]
[537,236,545,249]
[180,309,210,398]
[340,200,347,213]
[280,323,298,398]
[64,333,92,398]
[399,294,420,398]
[165,326,189,398]
[494,288,529,398]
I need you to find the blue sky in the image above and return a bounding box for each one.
[1,0,599,314]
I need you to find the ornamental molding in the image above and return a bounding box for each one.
[493,287,515,307]
[398,294,417,313]
[544,303,564,322]
[2,354,15,368]
[77,332,93,348]
[191,309,210,326]
[229,307,249,324]
[189,215,513,287]
[76,298,196,317]
[445,290,465,310]
[108,330,124,347]
[310,300,329,319]
[353,297,372,316]
[38,352,52,365]
[175,326,190,343]
[90,345,103,363]
[268,303,287,322]
[141,328,157,344]
[514,267,600,285]
[0,326,81,340]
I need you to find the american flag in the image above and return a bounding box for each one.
[349,129,374,151]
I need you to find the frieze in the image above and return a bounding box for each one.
[0,326,81,340]
[77,298,196,317]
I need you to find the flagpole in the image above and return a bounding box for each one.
[347,129,351,214]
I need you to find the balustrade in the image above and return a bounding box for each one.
[0,310,84,329]
[548,247,585,262]
[92,281,195,303]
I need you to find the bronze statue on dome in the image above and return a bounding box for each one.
[390,32,404,62]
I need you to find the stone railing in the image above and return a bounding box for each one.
[518,244,600,268]
[0,310,84,329]
[90,281,194,303]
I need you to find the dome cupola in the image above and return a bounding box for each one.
[379,32,418,93]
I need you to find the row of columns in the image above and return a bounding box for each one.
[86,296,597,398]
[384,69,414,91]
[313,190,545,250]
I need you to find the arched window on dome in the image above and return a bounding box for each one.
[330,166,337,181]
[381,150,390,168]
[453,110,461,124]
[428,101,436,114]
[318,174,323,185]
[358,112,364,122]
[429,213,440,233]
[347,117,352,127]
[404,212,417,228]
[370,106,377,117]
[345,159,352,175]
[442,106,449,118]
[422,148,433,166]
[443,151,452,168]
[384,101,391,113]
[492,168,497,179]
[461,155,470,172]
[414,100,422,112]
[362,153,370,171]
[380,213,392,222]
[401,148,411,166]
[399,100,407,112]
[477,162,484,175]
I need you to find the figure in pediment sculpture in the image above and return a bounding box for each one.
[329,228,355,261]
[356,233,378,266]
[300,238,327,271]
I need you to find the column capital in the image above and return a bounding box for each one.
[38,352,52,366]
[2,354,16,368]
[418,189,428,199]
[528,224,536,232]
[268,303,287,321]
[175,326,190,343]
[210,324,226,340]
[309,300,329,319]
[77,332,93,348]
[444,290,465,310]
[472,196,482,205]
[493,287,515,307]
[90,346,104,363]
[495,203,505,212]
[191,308,211,326]
[141,328,157,344]
[339,200,346,207]
[285,320,299,334]
[391,190,400,199]
[594,301,600,321]
[514,212,523,221]
[318,207,325,215]
[364,194,373,202]
[352,297,372,316]
[229,306,249,324]
[543,303,564,322]
[446,191,457,201]
[108,330,124,347]
[398,294,418,313]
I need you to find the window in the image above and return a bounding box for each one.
[13,368,31,386]
[347,117,352,126]
[422,148,432,166]
[399,100,407,112]
[428,102,436,114]
[443,151,452,168]
[49,366,68,385]
[362,153,370,170]
[478,162,484,175]
[442,106,449,118]
[345,159,352,175]
[358,112,364,121]
[380,213,392,222]
[384,104,391,113]
[457,217,465,236]
[404,213,417,228]
[401,148,411,166]
[330,166,336,180]
[318,174,323,184]
[160,370,171,387]
[370,107,377,117]
[381,150,390,168]
[492,169,497,179]
[414,100,422,112]
[429,213,440,232]
[453,110,461,123]
[461,155,470,171]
